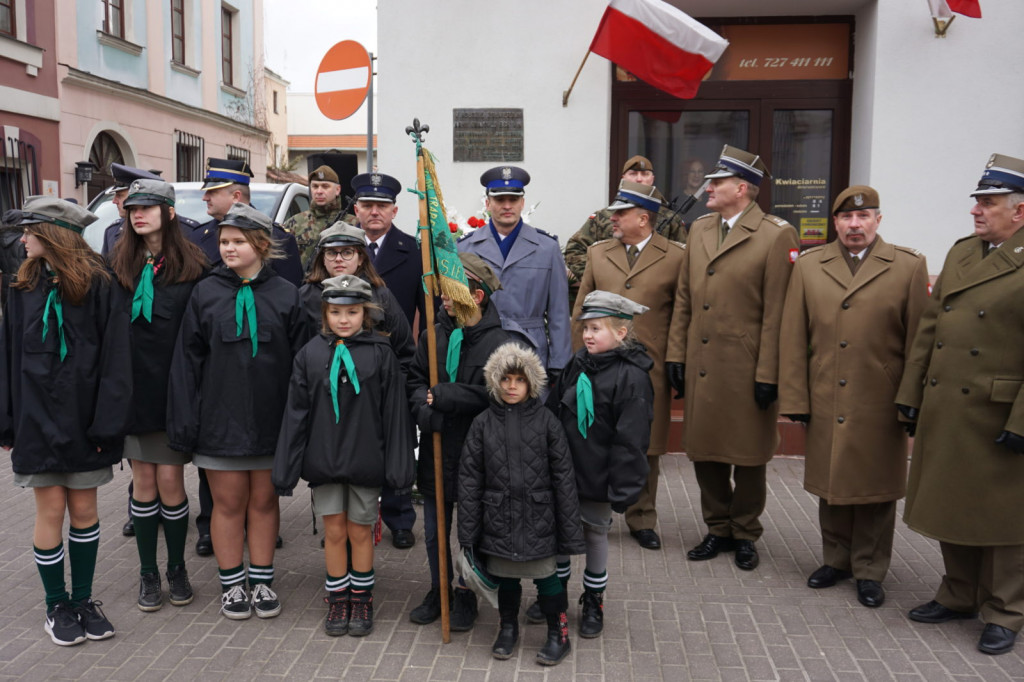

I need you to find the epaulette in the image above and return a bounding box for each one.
[457,232,471,243]
[894,245,923,257]
[799,245,825,257]
[592,238,614,248]
[534,227,558,241]
[953,234,977,245]
[766,215,792,228]
[666,239,686,250]
[692,212,715,222]
[274,221,291,235]
[180,215,200,229]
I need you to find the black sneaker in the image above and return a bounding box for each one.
[409,586,444,624]
[348,591,374,636]
[44,601,86,647]
[138,572,163,612]
[324,590,350,636]
[166,565,194,606]
[450,587,478,632]
[73,599,115,640]
[251,583,281,619]
[220,584,251,620]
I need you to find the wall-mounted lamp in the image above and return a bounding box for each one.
[74,161,96,188]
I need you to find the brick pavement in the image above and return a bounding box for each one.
[0,455,1021,681]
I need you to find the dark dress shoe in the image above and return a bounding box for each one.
[276,535,284,549]
[392,529,416,549]
[807,565,852,589]
[856,579,885,608]
[195,534,213,557]
[908,600,977,624]
[687,534,734,561]
[629,529,661,550]
[122,519,135,537]
[734,540,759,570]
[978,623,1017,655]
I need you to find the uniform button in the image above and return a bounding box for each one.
[839,341,848,348]
[625,283,632,289]
[936,342,943,349]
[708,268,715,275]
[978,310,985,317]
[841,302,850,310]
[839,379,847,386]
[703,303,710,310]
[837,417,845,424]
[699,370,706,377]
[962,387,970,394]
[944,305,952,312]
[971,348,980,356]
[930,378,937,386]
[701,338,708,344]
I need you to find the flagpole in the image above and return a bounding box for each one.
[562,50,591,107]
[408,119,451,643]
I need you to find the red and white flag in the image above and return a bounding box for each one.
[588,0,728,99]
[928,0,982,19]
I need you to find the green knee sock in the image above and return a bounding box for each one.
[248,563,274,588]
[35,544,68,608]
[132,498,161,575]
[68,523,99,602]
[160,499,189,570]
[350,568,375,593]
[219,564,246,591]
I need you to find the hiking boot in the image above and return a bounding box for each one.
[348,591,374,636]
[138,572,163,612]
[536,593,571,666]
[324,590,350,636]
[251,583,281,619]
[44,601,86,647]
[166,565,194,606]
[579,589,604,638]
[450,587,478,632]
[73,599,115,640]
[410,586,445,625]
[220,584,251,620]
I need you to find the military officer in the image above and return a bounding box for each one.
[896,153,1024,656]
[779,186,929,608]
[283,154,347,268]
[670,145,799,571]
[101,164,200,257]
[458,166,572,374]
[574,181,687,550]
[564,155,686,286]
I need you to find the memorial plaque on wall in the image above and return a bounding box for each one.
[453,108,524,162]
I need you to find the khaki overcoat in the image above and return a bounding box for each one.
[896,229,1024,546]
[671,203,798,465]
[779,237,929,504]
[574,231,686,456]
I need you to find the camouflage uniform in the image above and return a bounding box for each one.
[564,202,686,282]
[282,196,344,268]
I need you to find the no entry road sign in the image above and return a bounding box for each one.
[315,40,372,121]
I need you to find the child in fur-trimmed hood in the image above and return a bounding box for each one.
[458,343,584,666]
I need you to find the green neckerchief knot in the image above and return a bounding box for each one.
[132,256,156,323]
[576,372,595,438]
[446,328,464,381]
[235,278,258,357]
[330,338,360,423]
[42,274,68,362]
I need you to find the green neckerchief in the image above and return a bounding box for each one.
[235,278,258,357]
[131,256,155,323]
[41,272,67,362]
[330,338,360,423]
[576,372,594,438]
[446,328,464,381]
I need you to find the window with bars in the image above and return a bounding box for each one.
[102,0,125,39]
[0,135,38,214]
[226,145,250,166]
[0,0,15,38]
[175,130,204,182]
[221,6,233,86]
[171,0,185,64]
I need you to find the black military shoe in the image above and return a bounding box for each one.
[195,534,213,557]
[908,600,977,624]
[122,519,135,537]
[856,580,885,608]
[807,565,852,588]
[734,540,759,571]
[978,623,1017,655]
[392,529,415,549]
[629,529,661,550]
[687,534,735,561]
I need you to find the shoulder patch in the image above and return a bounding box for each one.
[799,245,825,257]
[588,213,597,220]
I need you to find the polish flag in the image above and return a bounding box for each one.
[928,0,982,19]
[588,0,728,99]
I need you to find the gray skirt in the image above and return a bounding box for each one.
[14,466,114,490]
[192,454,274,471]
[487,554,557,579]
[124,432,192,466]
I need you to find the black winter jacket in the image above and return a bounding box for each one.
[409,303,513,500]
[124,270,202,434]
[273,330,415,495]
[0,272,132,472]
[546,344,654,508]
[458,395,585,561]
[166,265,311,457]
[298,281,414,375]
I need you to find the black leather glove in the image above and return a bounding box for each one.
[610,501,629,514]
[666,362,685,399]
[896,404,918,436]
[784,414,810,424]
[996,430,1024,454]
[754,382,778,410]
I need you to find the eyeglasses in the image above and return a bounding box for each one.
[323,247,359,262]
